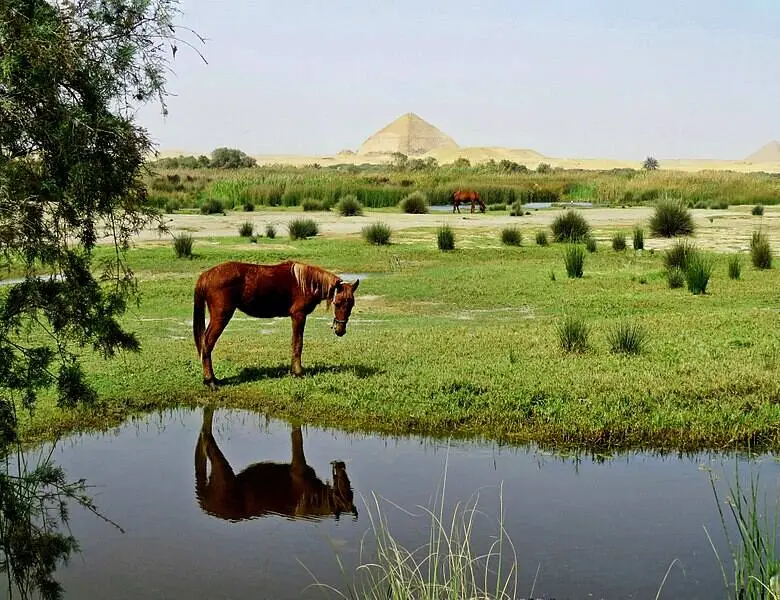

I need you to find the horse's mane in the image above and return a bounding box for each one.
[291,262,340,307]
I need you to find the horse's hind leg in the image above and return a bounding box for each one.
[201,306,235,389]
[290,312,307,377]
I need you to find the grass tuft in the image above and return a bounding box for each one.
[265,223,276,239]
[436,225,455,251]
[632,227,644,250]
[535,231,549,246]
[336,194,364,216]
[585,236,597,253]
[287,218,318,240]
[750,231,773,270]
[557,315,590,353]
[667,267,685,289]
[200,198,224,215]
[362,222,392,245]
[650,198,695,237]
[238,221,254,237]
[752,204,765,216]
[500,226,522,246]
[728,254,742,280]
[607,320,646,355]
[685,253,713,294]
[612,232,627,251]
[400,191,429,214]
[302,198,328,212]
[172,233,193,259]
[551,210,590,242]
[563,244,585,278]
[664,239,697,271]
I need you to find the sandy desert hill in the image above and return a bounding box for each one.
[155,113,780,173]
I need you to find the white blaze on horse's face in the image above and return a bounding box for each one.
[332,279,359,337]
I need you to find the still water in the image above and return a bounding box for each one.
[12,407,780,600]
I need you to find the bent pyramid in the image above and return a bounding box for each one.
[746,141,780,162]
[357,113,458,156]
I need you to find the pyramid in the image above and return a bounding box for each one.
[357,113,458,157]
[746,141,780,162]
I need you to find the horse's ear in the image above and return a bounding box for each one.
[351,279,359,292]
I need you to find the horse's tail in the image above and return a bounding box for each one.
[193,275,207,358]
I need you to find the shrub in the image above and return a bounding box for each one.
[608,321,646,355]
[728,254,742,280]
[563,244,585,278]
[750,231,773,269]
[173,233,193,259]
[752,204,765,216]
[585,236,597,253]
[664,239,697,271]
[509,201,524,216]
[399,191,428,214]
[265,223,276,239]
[632,227,644,250]
[612,232,627,251]
[336,194,363,216]
[535,231,549,246]
[238,221,254,237]
[243,202,255,212]
[436,225,455,251]
[362,222,392,245]
[165,199,180,214]
[288,218,318,240]
[667,267,685,289]
[649,198,694,237]
[685,253,713,294]
[302,198,328,212]
[500,226,522,246]
[200,198,224,215]
[487,203,506,211]
[551,210,590,242]
[557,315,589,353]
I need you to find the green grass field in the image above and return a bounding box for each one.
[15,219,780,453]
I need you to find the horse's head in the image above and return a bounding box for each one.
[331,279,359,337]
[330,460,358,520]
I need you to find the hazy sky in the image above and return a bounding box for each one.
[136,1,780,160]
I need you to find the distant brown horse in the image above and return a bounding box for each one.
[195,406,357,522]
[452,190,485,214]
[193,260,359,388]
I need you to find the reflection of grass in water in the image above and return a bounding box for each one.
[706,462,780,599]
[310,462,529,600]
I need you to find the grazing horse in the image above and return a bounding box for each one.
[193,260,359,388]
[452,190,485,214]
[195,406,358,521]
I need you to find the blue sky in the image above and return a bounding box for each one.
[136,1,780,160]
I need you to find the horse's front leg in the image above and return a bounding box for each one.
[290,312,307,377]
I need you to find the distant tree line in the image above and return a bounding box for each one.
[153,147,257,169]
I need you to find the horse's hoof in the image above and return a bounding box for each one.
[291,368,304,378]
[203,377,220,391]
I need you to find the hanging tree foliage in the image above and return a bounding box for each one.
[0,0,204,445]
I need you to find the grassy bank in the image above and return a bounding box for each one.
[12,217,780,453]
[145,162,780,213]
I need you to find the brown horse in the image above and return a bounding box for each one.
[195,406,357,522]
[193,260,359,388]
[452,190,485,214]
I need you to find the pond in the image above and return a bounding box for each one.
[9,407,780,599]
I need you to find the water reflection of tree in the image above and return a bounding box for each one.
[0,445,120,600]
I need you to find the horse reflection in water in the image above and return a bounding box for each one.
[195,407,358,522]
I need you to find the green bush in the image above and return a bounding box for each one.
[509,201,524,216]
[563,244,585,278]
[685,253,713,294]
[557,315,589,353]
[165,199,180,214]
[243,202,255,212]
[535,231,549,246]
[500,226,522,246]
[288,218,318,240]
[265,223,276,239]
[752,204,765,216]
[649,198,694,237]
[436,225,455,251]
[238,221,254,237]
[585,236,597,253]
[612,232,627,251]
[400,191,428,214]
[173,233,193,259]
[551,210,590,242]
[728,254,742,280]
[487,203,507,211]
[664,239,697,271]
[750,231,772,269]
[336,194,363,216]
[362,222,392,245]
[302,198,328,212]
[632,227,644,250]
[607,321,646,355]
[200,199,224,215]
[667,267,685,289]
